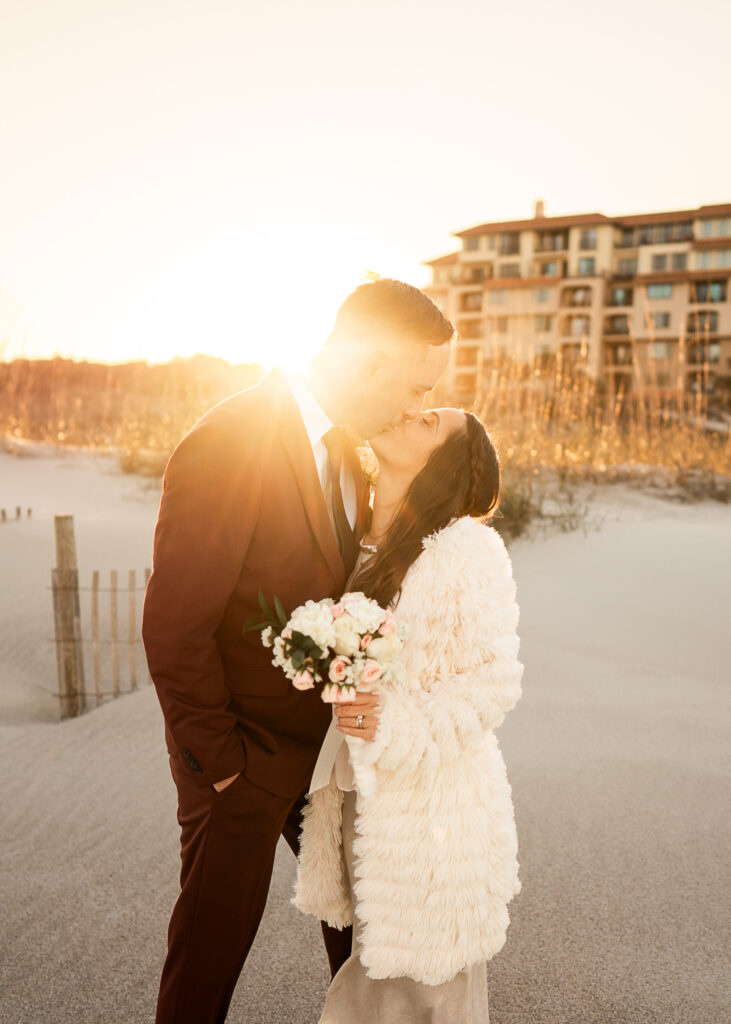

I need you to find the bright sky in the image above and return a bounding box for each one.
[0,0,729,368]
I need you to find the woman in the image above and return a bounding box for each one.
[293,408,523,1023]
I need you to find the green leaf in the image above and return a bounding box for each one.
[242,617,269,636]
[258,590,272,617]
[291,648,305,670]
[274,595,288,626]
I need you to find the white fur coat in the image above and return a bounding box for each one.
[292,515,524,986]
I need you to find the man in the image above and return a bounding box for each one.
[142,277,454,1024]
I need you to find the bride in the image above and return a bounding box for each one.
[292,406,524,1023]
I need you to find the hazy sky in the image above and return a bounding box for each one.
[1,0,729,367]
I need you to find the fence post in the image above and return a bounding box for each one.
[144,567,152,684]
[128,570,137,690]
[51,515,86,718]
[110,570,120,697]
[91,570,102,706]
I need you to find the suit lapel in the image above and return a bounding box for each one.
[271,371,347,590]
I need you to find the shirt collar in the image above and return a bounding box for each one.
[283,371,334,448]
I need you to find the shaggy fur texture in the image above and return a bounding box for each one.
[291,516,524,985]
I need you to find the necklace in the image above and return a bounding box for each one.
[359,538,379,555]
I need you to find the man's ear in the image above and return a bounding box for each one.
[362,349,388,377]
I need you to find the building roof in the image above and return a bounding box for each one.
[453,203,731,238]
[423,251,460,266]
[456,213,610,237]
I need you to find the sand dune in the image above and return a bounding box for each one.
[1,449,729,1023]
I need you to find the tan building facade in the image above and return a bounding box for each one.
[424,201,731,404]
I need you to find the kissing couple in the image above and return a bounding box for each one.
[142,278,523,1024]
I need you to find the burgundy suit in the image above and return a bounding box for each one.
[142,368,370,1024]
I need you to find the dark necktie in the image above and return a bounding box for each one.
[322,426,358,576]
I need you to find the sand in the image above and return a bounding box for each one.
[1,447,729,1023]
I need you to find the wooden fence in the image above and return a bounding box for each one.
[50,514,152,719]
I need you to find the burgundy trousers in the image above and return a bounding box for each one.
[156,754,352,1024]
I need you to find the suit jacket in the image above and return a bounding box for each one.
[141,368,371,798]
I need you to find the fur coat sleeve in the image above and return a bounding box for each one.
[356,516,522,777]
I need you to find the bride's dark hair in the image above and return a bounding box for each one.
[350,411,500,608]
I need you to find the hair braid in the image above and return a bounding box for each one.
[463,412,500,519]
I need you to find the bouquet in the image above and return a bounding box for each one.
[243,591,405,794]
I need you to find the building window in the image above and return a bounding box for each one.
[578,257,595,276]
[718,219,730,236]
[499,232,520,255]
[652,312,671,329]
[571,315,590,337]
[651,254,667,271]
[655,224,674,244]
[611,286,631,306]
[533,287,550,302]
[456,319,483,340]
[672,252,687,270]
[535,315,552,332]
[499,263,520,278]
[455,372,476,391]
[541,260,559,276]
[460,291,483,312]
[496,317,509,333]
[619,227,635,248]
[688,341,720,364]
[455,345,480,366]
[464,236,480,251]
[486,235,497,249]
[638,226,654,245]
[488,289,506,304]
[617,258,638,276]
[697,252,713,269]
[579,228,597,250]
[647,283,673,299]
[700,220,714,238]
[691,280,726,303]
[687,311,719,334]
[565,286,591,306]
[605,315,629,335]
[652,341,670,359]
[462,265,488,284]
[716,250,731,267]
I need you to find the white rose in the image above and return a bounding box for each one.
[333,616,361,656]
[365,633,402,662]
[340,592,387,635]
[288,600,336,648]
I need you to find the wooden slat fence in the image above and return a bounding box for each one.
[49,515,152,719]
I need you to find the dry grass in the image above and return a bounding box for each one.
[0,355,263,471]
[2,351,729,540]
[465,346,731,538]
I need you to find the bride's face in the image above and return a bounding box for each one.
[369,407,465,478]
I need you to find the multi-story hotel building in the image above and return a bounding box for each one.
[424,201,731,405]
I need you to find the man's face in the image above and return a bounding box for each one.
[358,338,451,440]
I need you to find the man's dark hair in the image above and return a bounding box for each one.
[327,278,455,347]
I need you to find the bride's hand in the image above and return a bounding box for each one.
[333,690,380,742]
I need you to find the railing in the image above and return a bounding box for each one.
[49,515,152,719]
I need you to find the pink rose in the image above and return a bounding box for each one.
[322,682,356,703]
[328,656,351,683]
[330,603,346,619]
[281,627,293,639]
[379,612,397,636]
[359,634,372,651]
[292,669,315,691]
[359,659,384,686]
